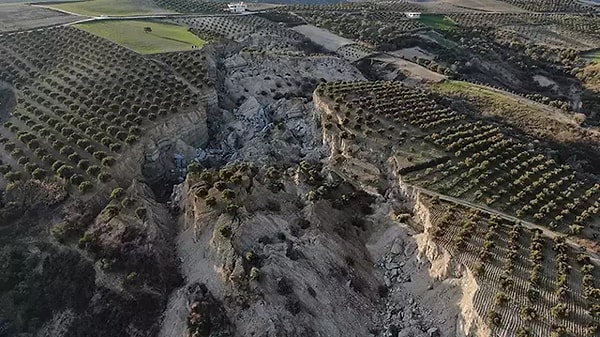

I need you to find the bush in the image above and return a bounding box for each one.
[98,172,111,182]
[135,207,147,220]
[487,311,501,326]
[495,292,508,306]
[110,187,125,200]
[245,251,257,263]
[527,287,539,302]
[121,197,135,207]
[551,326,567,337]
[4,171,20,182]
[77,159,90,170]
[551,303,568,318]
[521,306,537,321]
[219,225,232,238]
[102,205,120,217]
[70,174,85,186]
[57,165,74,179]
[78,232,98,250]
[102,156,116,167]
[195,187,209,198]
[50,221,69,242]
[32,168,47,180]
[93,151,107,160]
[123,272,138,286]
[249,267,259,281]
[200,171,212,183]
[86,165,101,176]
[79,181,94,193]
[214,181,227,191]
[188,163,203,174]
[226,203,239,215]
[516,327,531,337]
[222,189,236,200]
[205,196,217,207]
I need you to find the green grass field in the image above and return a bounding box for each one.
[582,50,600,62]
[418,14,456,31]
[49,0,167,16]
[75,20,205,54]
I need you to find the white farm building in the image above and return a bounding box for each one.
[405,12,421,19]
[227,2,247,13]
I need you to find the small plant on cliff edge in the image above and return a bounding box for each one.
[222,189,236,200]
[219,225,232,238]
[206,196,217,207]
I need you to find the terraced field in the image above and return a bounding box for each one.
[426,198,600,337]
[446,13,600,50]
[0,27,211,192]
[315,81,600,239]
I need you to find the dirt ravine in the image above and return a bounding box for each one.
[158,47,491,337]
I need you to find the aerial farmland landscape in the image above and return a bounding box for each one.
[0,0,599,336]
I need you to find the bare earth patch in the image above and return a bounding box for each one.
[292,24,353,52]
[373,55,447,83]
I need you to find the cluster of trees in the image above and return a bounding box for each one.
[192,163,260,215]
[302,11,425,51]
[157,50,211,89]
[152,0,225,13]
[501,0,593,12]
[173,15,306,43]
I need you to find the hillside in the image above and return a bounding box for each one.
[1,0,600,337]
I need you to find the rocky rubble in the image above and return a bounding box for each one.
[376,238,446,337]
[159,36,474,337]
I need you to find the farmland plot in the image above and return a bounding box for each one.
[170,15,307,50]
[426,199,600,337]
[314,81,600,240]
[0,27,212,191]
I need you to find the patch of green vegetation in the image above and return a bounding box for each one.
[433,80,561,117]
[75,20,206,54]
[582,50,600,62]
[418,14,456,31]
[48,0,164,16]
